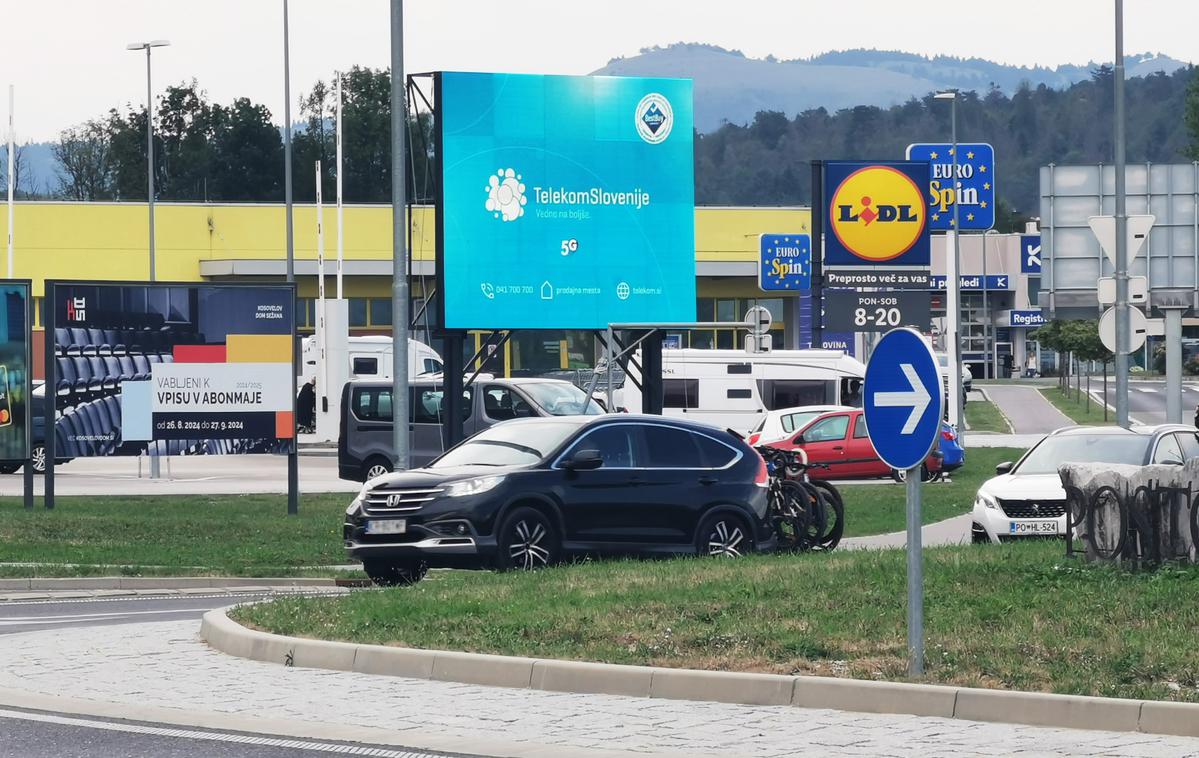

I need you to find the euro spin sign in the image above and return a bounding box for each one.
[824,162,930,267]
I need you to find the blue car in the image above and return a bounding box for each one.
[940,422,965,472]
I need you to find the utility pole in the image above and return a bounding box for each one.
[390,0,410,471]
[282,0,298,513]
[1113,0,1130,428]
[336,72,345,300]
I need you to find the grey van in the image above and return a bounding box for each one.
[338,377,604,481]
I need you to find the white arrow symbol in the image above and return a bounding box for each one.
[875,363,932,434]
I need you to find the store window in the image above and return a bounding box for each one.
[369,298,393,327]
[1027,277,1041,306]
[349,298,368,327]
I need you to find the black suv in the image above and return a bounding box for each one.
[343,415,775,585]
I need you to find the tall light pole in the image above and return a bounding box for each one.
[283,0,294,284]
[1113,0,1130,428]
[281,0,298,514]
[126,40,170,281]
[390,0,410,471]
[7,85,14,278]
[934,90,963,439]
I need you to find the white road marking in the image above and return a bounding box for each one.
[0,608,205,626]
[0,708,437,757]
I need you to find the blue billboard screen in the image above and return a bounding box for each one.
[438,72,696,329]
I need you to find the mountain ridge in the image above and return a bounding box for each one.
[593,43,1191,131]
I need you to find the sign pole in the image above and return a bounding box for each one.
[390,0,410,471]
[810,160,824,349]
[21,281,30,509]
[906,465,923,676]
[1113,0,1130,428]
[863,327,941,681]
[43,281,54,510]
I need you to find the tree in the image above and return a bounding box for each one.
[53,120,113,200]
[1184,67,1199,161]
[209,99,283,201]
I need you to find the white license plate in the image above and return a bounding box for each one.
[1009,520,1059,536]
[366,519,406,535]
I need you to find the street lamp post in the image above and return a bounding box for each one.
[126,40,170,281]
[934,90,963,441]
[984,229,1001,380]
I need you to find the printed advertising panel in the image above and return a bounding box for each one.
[50,282,295,457]
[904,143,996,230]
[0,282,29,461]
[824,161,930,267]
[438,72,696,329]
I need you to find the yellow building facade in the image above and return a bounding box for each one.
[4,202,810,373]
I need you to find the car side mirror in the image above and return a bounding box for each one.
[564,449,603,471]
[1162,457,1184,466]
[995,461,1013,475]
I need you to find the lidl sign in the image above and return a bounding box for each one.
[824,161,930,267]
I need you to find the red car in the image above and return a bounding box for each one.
[769,408,943,481]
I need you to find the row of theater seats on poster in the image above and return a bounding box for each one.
[53,327,203,358]
[52,395,257,458]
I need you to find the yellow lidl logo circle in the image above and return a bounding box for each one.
[829,165,927,263]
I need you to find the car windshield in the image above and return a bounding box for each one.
[1014,434,1151,475]
[430,422,580,468]
[521,382,603,416]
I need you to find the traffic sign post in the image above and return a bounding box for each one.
[863,328,944,677]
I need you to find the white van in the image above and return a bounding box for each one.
[301,336,443,384]
[620,348,866,433]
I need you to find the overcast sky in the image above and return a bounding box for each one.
[8,0,1197,141]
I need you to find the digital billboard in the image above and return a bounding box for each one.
[823,161,930,267]
[0,281,30,462]
[437,72,696,329]
[49,282,295,457]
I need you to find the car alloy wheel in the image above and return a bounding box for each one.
[508,518,551,570]
[29,445,46,474]
[363,457,392,481]
[497,506,559,572]
[705,517,746,558]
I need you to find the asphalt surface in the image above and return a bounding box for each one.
[982,384,1073,434]
[1094,380,1199,426]
[0,592,336,635]
[0,707,474,757]
[0,455,358,497]
[0,591,481,758]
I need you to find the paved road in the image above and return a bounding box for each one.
[0,591,344,635]
[983,384,1073,434]
[0,456,359,497]
[0,707,471,758]
[1094,380,1199,426]
[2,616,1197,757]
[0,591,486,758]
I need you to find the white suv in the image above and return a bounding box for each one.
[971,424,1199,544]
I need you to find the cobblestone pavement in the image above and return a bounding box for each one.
[2,621,1197,757]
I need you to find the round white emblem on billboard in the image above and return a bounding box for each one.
[485,168,526,222]
[635,93,673,144]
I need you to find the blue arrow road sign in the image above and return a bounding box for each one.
[863,328,944,472]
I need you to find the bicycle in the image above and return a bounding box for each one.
[755,446,843,552]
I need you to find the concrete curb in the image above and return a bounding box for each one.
[202,607,1199,740]
[0,576,337,592]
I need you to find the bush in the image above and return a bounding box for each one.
[1185,358,1199,376]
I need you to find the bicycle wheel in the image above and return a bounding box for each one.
[773,479,813,552]
[807,483,844,551]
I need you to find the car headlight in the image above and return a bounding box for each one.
[974,492,999,510]
[444,475,506,497]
